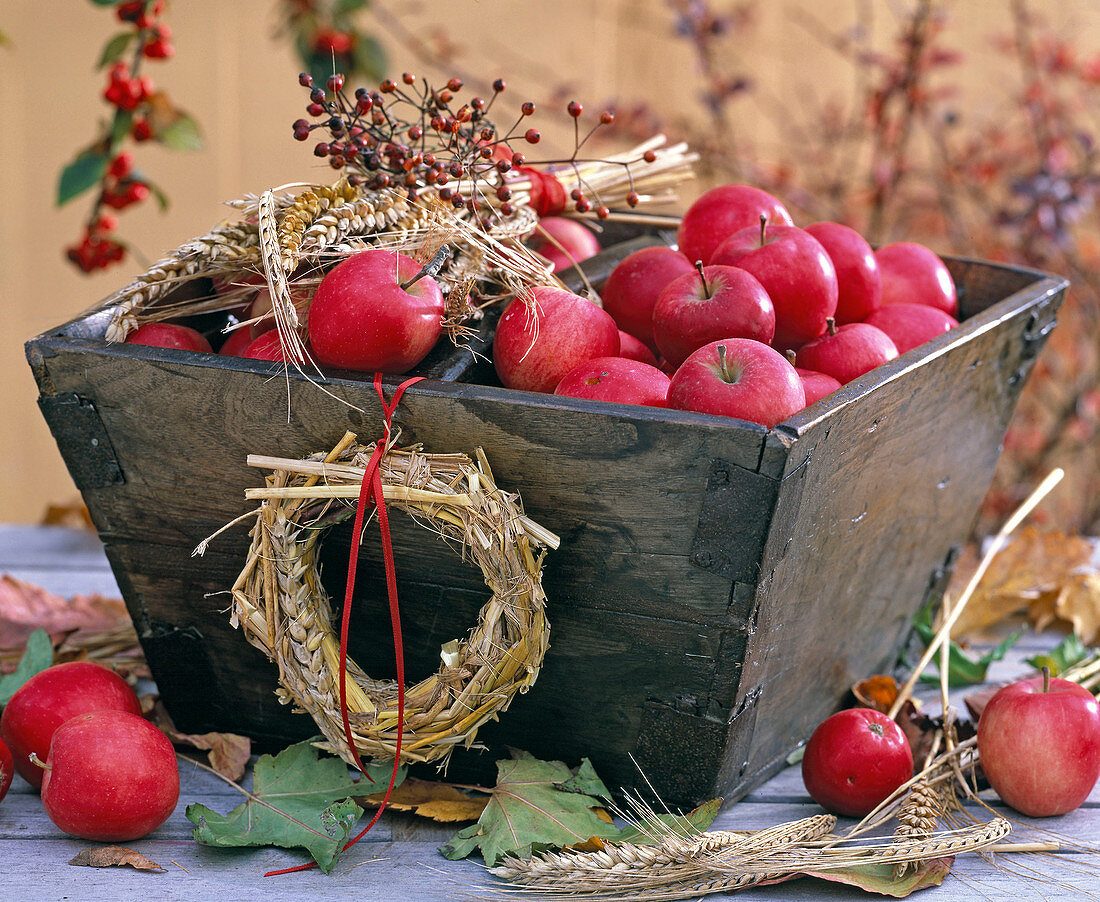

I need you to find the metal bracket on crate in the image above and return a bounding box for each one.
[37,393,124,489]
[690,459,780,583]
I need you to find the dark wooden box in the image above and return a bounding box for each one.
[26,246,1065,808]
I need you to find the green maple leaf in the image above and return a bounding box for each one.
[0,630,53,705]
[186,739,402,874]
[440,751,623,866]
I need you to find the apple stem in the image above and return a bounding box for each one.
[785,349,797,367]
[826,316,838,337]
[759,214,768,247]
[29,752,51,771]
[1042,665,1050,693]
[717,343,734,382]
[694,260,712,299]
[399,244,452,291]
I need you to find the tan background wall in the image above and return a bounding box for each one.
[2,0,1097,522]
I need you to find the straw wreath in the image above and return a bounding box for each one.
[224,430,557,765]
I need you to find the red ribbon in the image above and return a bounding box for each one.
[518,166,567,217]
[266,373,422,877]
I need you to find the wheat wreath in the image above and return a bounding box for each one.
[223,429,556,765]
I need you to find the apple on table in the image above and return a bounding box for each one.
[977,668,1100,817]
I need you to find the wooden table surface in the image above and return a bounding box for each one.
[1,524,1097,901]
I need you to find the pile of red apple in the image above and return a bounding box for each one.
[125,182,960,429]
[0,662,179,841]
[492,183,959,426]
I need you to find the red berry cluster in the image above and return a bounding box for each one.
[293,72,643,226]
[67,1,176,273]
[103,62,154,112]
[100,152,150,210]
[66,217,125,273]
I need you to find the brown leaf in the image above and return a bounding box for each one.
[361,776,489,822]
[69,846,164,871]
[896,700,937,768]
[946,528,1097,638]
[1050,572,1100,643]
[852,674,899,712]
[964,682,1008,723]
[147,698,251,781]
[0,576,129,665]
[39,500,93,529]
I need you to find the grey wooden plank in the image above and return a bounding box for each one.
[0,525,111,568]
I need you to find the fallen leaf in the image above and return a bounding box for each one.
[1025,632,1092,677]
[946,529,1098,639]
[147,698,250,782]
[361,776,488,822]
[187,739,401,874]
[802,856,953,897]
[852,674,899,712]
[1050,573,1100,644]
[0,575,130,666]
[439,751,621,866]
[964,683,1007,723]
[69,846,164,871]
[0,629,53,704]
[39,500,93,529]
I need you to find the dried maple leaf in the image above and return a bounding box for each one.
[69,846,164,871]
[360,776,488,823]
[945,528,1098,638]
[1048,572,1100,643]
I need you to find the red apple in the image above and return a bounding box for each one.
[863,302,959,354]
[40,710,179,841]
[1,661,142,789]
[875,241,958,315]
[241,329,307,362]
[804,221,882,325]
[652,264,775,368]
[796,368,842,408]
[555,356,670,407]
[711,223,838,349]
[794,320,898,385]
[308,248,444,373]
[0,736,12,803]
[666,338,805,427]
[801,708,914,818]
[676,184,794,266]
[217,323,257,357]
[124,322,212,354]
[527,217,601,272]
[493,286,620,393]
[600,245,696,346]
[617,330,659,367]
[977,671,1100,817]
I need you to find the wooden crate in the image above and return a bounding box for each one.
[26,246,1065,808]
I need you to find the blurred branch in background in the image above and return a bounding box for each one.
[638,0,1100,536]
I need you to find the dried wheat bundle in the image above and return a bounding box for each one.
[99,137,694,348]
[223,430,556,765]
[490,813,836,898]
